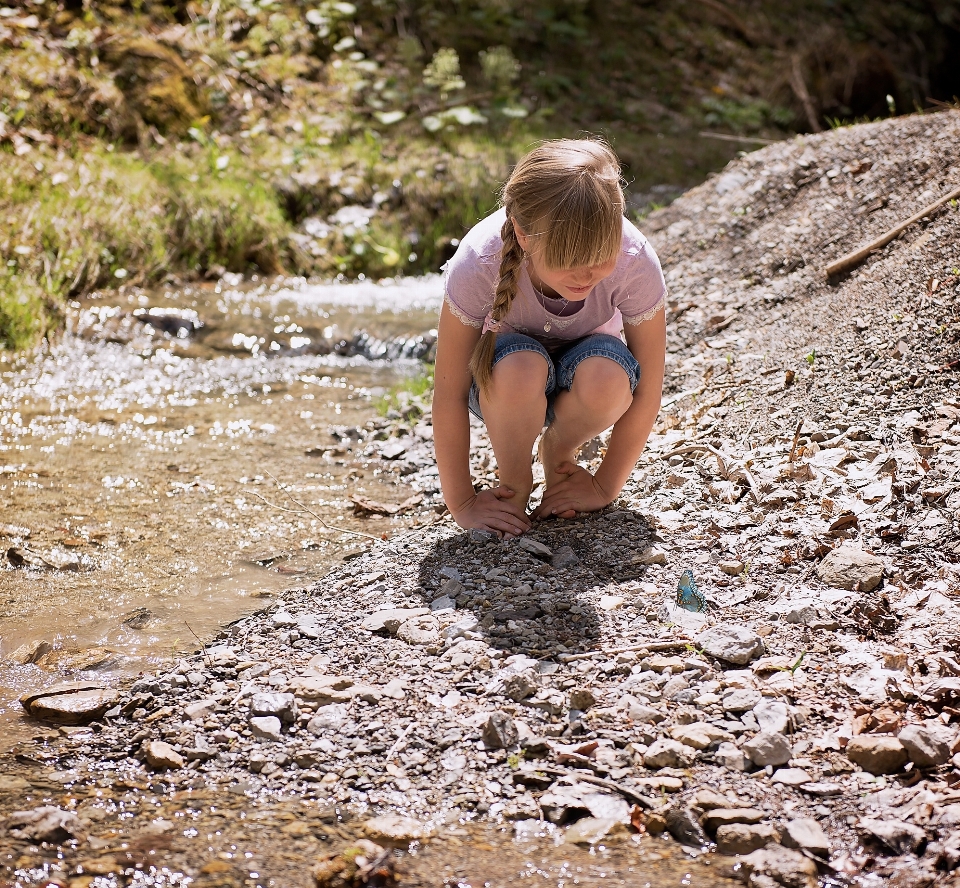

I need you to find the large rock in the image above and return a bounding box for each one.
[859,818,927,855]
[845,735,907,775]
[716,823,780,855]
[815,546,884,591]
[6,807,84,843]
[742,731,792,767]
[644,738,697,769]
[782,817,831,858]
[753,699,790,734]
[898,722,955,767]
[695,625,764,665]
[664,805,708,847]
[19,683,118,725]
[737,846,818,888]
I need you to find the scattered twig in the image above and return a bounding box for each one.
[662,443,729,478]
[787,418,804,463]
[601,641,692,655]
[741,464,762,504]
[826,184,960,278]
[183,620,212,667]
[661,386,705,409]
[252,472,382,542]
[386,723,414,760]
[534,765,656,809]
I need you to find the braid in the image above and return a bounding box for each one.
[468,215,524,394]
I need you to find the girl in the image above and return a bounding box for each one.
[434,139,666,538]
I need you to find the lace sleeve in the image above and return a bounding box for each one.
[622,290,666,325]
[443,291,484,328]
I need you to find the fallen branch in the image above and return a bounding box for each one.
[699,130,776,146]
[252,473,382,542]
[535,765,656,810]
[826,184,960,278]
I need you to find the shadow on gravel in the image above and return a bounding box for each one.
[415,509,658,657]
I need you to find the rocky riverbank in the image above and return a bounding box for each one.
[4,111,960,887]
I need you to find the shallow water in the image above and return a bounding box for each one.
[0,754,737,888]
[0,275,443,747]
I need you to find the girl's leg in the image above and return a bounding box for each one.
[540,335,638,490]
[478,349,550,508]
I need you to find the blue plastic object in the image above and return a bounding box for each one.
[676,569,707,612]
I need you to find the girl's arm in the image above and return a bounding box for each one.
[593,306,666,496]
[434,302,531,536]
[534,307,665,517]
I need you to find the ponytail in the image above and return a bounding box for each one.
[468,215,524,394]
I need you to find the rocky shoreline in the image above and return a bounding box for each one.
[5,112,960,887]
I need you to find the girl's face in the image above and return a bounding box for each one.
[514,223,618,301]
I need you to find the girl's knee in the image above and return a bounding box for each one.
[570,356,632,407]
[490,351,549,399]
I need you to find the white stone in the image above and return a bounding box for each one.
[695,625,764,665]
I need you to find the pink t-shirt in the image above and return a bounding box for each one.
[443,207,666,349]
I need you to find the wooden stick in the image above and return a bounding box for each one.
[699,131,776,146]
[826,185,960,278]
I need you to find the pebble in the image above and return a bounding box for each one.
[361,607,431,634]
[770,768,812,787]
[716,741,749,771]
[664,805,708,847]
[897,722,955,767]
[722,688,762,713]
[742,731,792,767]
[481,711,518,749]
[143,740,184,770]
[670,722,734,751]
[845,735,908,775]
[815,545,885,591]
[718,560,745,576]
[363,813,430,842]
[563,816,627,845]
[637,546,667,566]
[702,807,765,833]
[250,691,298,724]
[644,738,696,769]
[695,625,764,665]
[249,715,283,742]
[397,614,441,647]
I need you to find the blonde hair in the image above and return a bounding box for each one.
[469,139,625,393]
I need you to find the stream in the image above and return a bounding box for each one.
[0,274,441,748]
[0,275,737,888]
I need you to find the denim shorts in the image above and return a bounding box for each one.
[468,332,641,425]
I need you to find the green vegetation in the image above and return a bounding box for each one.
[375,367,435,418]
[1,0,955,349]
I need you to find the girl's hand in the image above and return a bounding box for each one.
[533,462,612,519]
[452,487,531,538]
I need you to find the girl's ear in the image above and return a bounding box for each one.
[512,219,529,252]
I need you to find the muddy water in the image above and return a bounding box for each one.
[0,755,738,888]
[0,275,442,747]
